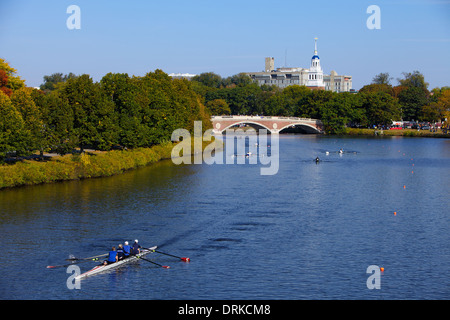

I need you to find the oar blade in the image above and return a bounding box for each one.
[181,257,190,262]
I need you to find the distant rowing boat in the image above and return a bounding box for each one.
[75,246,157,280]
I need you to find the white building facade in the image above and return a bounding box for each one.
[246,38,352,92]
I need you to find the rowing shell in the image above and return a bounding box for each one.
[75,246,157,280]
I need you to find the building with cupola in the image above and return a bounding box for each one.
[245,38,353,93]
[306,38,324,90]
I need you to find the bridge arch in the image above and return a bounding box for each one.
[277,123,321,134]
[218,121,273,134]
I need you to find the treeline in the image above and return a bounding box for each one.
[192,71,450,134]
[1,58,449,164]
[0,59,211,161]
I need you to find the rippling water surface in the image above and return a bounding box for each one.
[0,135,449,299]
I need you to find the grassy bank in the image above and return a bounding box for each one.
[0,136,223,190]
[345,128,450,138]
[0,142,175,189]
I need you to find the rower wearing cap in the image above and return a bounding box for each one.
[131,239,141,255]
[123,241,132,259]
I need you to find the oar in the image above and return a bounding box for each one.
[66,253,108,261]
[145,248,190,262]
[136,256,170,269]
[47,257,101,269]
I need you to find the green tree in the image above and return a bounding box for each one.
[101,72,147,148]
[0,91,27,160]
[192,72,223,88]
[397,87,428,121]
[359,83,394,96]
[361,92,402,126]
[398,70,429,90]
[44,91,76,155]
[40,72,77,92]
[59,74,118,151]
[372,72,393,85]
[206,99,231,115]
[10,87,44,156]
[318,92,359,134]
[224,73,253,87]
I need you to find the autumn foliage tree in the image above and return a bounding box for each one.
[0,58,213,161]
[0,70,13,97]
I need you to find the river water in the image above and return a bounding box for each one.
[0,135,448,300]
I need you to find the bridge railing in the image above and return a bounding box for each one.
[211,115,320,122]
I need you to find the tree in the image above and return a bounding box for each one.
[316,92,363,134]
[0,58,25,91]
[206,99,231,115]
[359,83,394,96]
[101,70,211,148]
[192,72,223,88]
[0,69,13,97]
[101,72,152,148]
[398,70,429,90]
[224,73,253,87]
[10,87,44,156]
[301,89,333,119]
[372,72,393,85]
[40,72,77,92]
[421,88,450,122]
[42,91,76,155]
[59,74,118,151]
[398,86,428,121]
[361,92,402,126]
[0,91,27,160]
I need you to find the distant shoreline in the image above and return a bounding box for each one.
[344,128,450,138]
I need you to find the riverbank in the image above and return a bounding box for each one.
[345,128,450,138]
[0,142,176,189]
[0,136,223,190]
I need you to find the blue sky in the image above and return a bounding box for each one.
[1,0,449,90]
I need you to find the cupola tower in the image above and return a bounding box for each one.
[307,38,324,89]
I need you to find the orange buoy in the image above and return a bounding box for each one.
[380,267,385,272]
[403,185,406,189]
[394,212,397,216]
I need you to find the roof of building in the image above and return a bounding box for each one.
[312,55,320,59]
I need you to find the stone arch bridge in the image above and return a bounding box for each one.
[211,115,323,134]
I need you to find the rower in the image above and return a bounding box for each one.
[131,239,141,255]
[123,241,132,258]
[103,246,118,265]
[315,157,320,163]
[117,244,124,260]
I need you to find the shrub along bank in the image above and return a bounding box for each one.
[0,142,173,189]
